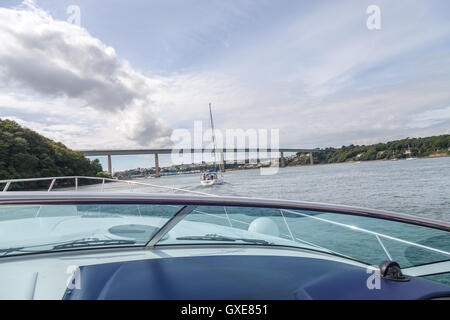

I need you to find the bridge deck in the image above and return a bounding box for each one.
[77,148,322,156]
[76,148,321,176]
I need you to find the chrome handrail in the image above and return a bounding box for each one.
[0,176,215,197]
[281,208,449,257]
[0,192,448,231]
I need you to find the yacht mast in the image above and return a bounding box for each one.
[209,103,218,170]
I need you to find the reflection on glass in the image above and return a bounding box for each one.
[0,204,182,256]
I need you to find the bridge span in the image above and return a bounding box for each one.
[76,148,322,177]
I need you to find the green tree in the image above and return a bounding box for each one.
[0,119,105,190]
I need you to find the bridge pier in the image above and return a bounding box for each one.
[219,152,225,172]
[310,152,314,165]
[154,153,160,178]
[77,148,323,175]
[107,155,112,175]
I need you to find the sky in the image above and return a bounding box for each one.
[0,0,449,171]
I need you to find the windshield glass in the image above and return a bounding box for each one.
[158,205,450,268]
[1,202,449,273]
[0,204,182,256]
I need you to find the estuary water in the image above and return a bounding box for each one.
[106,157,450,222]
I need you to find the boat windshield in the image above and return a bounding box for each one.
[0,200,448,283]
[0,204,183,255]
[159,206,450,267]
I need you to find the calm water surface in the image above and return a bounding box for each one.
[105,157,450,222]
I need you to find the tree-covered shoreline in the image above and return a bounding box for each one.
[289,135,450,166]
[0,119,107,190]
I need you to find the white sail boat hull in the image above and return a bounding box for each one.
[200,177,224,186]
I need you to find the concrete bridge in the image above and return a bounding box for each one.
[77,148,322,177]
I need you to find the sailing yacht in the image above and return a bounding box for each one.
[200,171,224,186]
[391,150,398,161]
[200,103,224,186]
[406,145,417,160]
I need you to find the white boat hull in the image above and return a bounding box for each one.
[200,178,224,186]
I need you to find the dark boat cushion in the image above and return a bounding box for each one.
[63,255,450,300]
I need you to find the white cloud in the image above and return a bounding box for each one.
[408,106,450,129]
[156,0,450,148]
[0,0,449,157]
[0,1,172,148]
